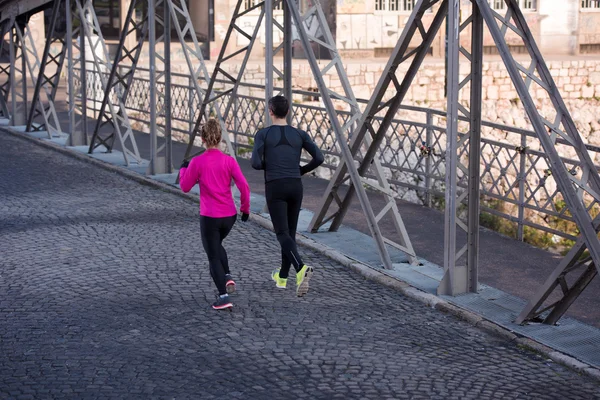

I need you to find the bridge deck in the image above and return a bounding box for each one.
[3,125,600,398]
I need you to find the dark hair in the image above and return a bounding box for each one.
[268,95,289,118]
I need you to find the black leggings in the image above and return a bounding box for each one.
[266,178,304,279]
[200,215,236,295]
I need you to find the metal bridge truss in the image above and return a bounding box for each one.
[168,0,234,163]
[182,0,266,162]
[291,0,420,268]
[26,0,66,136]
[8,17,28,126]
[181,0,293,163]
[65,0,87,146]
[14,11,63,137]
[439,0,483,295]
[349,0,599,318]
[146,0,172,175]
[190,0,418,267]
[473,0,600,325]
[1,0,598,325]
[82,0,142,165]
[307,0,448,268]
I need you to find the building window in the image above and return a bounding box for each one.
[244,0,283,10]
[490,0,536,11]
[582,0,600,9]
[521,0,536,10]
[375,0,414,11]
[490,0,506,10]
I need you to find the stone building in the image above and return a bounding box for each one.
[86,0,600,59]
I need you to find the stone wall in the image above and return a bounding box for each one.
[211,58,600,151]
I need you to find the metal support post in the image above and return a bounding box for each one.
[164,1,173,173]
[148,0,158,174]
[265,0,273,126]
[439,0,462,295]
[26,0,67,137]
[424,111,433,208]
[471,0,600,322]
[309,0,447,267]
[10,19,28,127]
[87,0,145,165]
[266,0,292,123]
[438,0,482,295]
[15,20,64,137]
[466,3,484,293]
[148,0,172,175]
[0,20,13,120]
[286,0,417,268]
[284,0,293,124]
[66,0,88,146]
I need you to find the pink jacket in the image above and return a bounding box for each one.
[179,149,251,218]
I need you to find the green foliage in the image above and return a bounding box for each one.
[237,137,254,156]
[478,197,600,252]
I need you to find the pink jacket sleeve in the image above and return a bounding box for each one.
[179,158,199,193]
[230,157,250,214]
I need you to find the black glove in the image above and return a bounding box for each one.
[241,213,249,222]
[180,160,190,169]
[300,165,309,176]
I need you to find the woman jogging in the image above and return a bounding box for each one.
[251,95,324,296]
[179,119,251,310]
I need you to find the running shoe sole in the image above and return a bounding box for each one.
[212,302,233,310]
[226,280,236,294]
[296,266,314,297]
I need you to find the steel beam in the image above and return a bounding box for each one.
[515,217,600,324]
[166,0,233,153]
[147,0,172,175]
[15,18,63,137]
[26,0,65,136]
[308,0,445,267]
[285,0,410,269]
[438,0,483,295]
[66,0,87,146]
[9,19,27,126]
[326,2,444,236]
[284,0,292,124]
[265,0,273,126]
[466,2,484,293]
[439,0,462,295]
[179,0,263,164]
[473,0,600,322]
[266,0,290,122]
[0,20,12,119]
[87,0,145,165]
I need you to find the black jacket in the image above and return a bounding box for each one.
[251,125,324,183]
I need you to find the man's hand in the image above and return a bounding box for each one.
[180,160,190,169]
[241,213,249,222]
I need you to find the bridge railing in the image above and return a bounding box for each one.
[73,67,600,247]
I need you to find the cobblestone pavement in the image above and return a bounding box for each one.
[1,132,600,400]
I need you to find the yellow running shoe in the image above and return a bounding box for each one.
[271,269,287,289]
[296,265,314,297]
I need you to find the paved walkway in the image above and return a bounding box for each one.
[2,130,600,398]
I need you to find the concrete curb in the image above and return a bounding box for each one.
[5,127,600,383]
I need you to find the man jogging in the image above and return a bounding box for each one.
[251,95,324,296]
